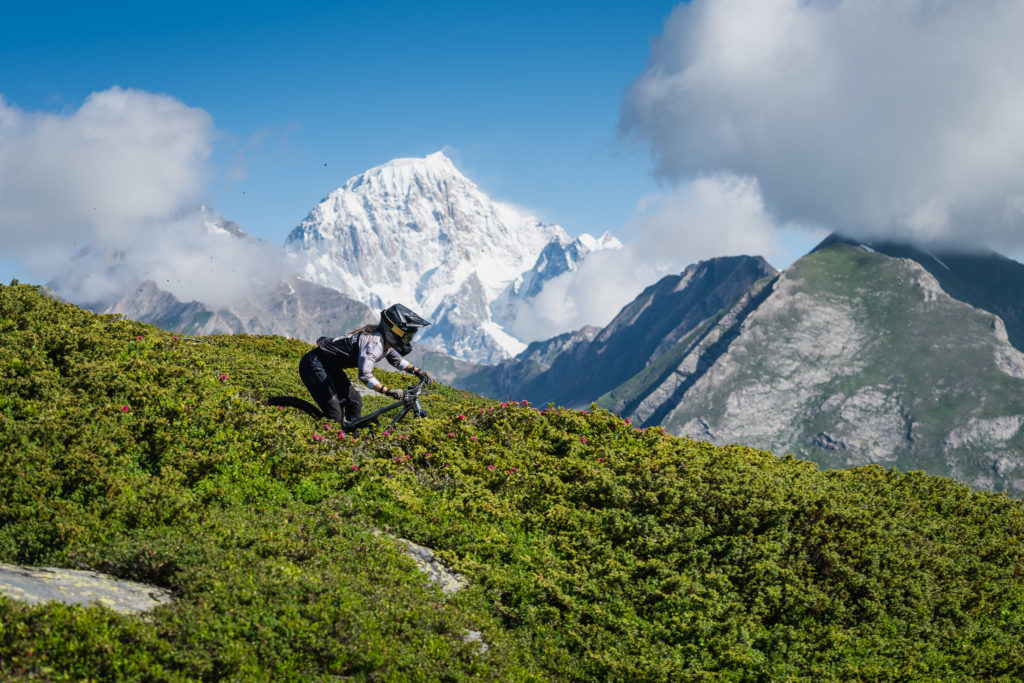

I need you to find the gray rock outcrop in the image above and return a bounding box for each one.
[0,563,173,614]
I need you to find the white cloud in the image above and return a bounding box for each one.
[0,87,292,306]
[627,173,822,268]
[0,87,213,254]
[621,0,1024,250]
[50,209,290,308]
[504,246,659,342]
[506,173,822,342]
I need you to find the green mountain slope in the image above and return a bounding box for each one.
[850,236,1024,353]
[635,242,1024,495]
[4,282,1024,680]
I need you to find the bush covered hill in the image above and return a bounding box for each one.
[4,281,1024,681]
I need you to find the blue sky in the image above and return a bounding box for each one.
[5,0,1023,302]
[0,1,678,255]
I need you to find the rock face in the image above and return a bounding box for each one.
[609,239,1024,495]
[397,539,468,595]
[0,563,173,614]
[99,276,373,342]
[458,325,603,399]
[284,152,620,363]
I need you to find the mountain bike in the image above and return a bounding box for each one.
[345,378,430,432]
[267,378,430,433]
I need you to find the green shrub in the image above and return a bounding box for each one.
[2,282,1024,681]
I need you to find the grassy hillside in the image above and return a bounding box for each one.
[3,282,1024,680]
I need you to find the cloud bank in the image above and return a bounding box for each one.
[0,88,289,306]
[621,0,1024,251]
[0,87,212,251]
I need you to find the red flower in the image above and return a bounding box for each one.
[351,464,359,471]
[120,406,130,412]
[219,374,228,381]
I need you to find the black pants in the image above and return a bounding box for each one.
[298,349,363,423]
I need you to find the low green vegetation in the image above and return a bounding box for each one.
[3,281,1024,680]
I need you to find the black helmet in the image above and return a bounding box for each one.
[380,303,430,355]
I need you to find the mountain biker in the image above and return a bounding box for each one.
[299,303,435,425]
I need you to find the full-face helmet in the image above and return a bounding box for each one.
[380,303,431,355]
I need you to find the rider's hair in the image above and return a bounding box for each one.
[348,322,383,336]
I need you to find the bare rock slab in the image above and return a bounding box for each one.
[0,563,173,615]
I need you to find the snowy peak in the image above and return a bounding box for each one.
[344,151,466,195]
[283,152,597,363]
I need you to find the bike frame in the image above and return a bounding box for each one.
[344,378,429,433]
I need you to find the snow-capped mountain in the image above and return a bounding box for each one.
[284,151,619,363]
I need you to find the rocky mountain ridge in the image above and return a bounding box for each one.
[458,236,1024,495]
[645,241,1024,493]
[462,255,778,407]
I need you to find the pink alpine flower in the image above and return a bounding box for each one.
[448,432,455,438]
[470,436,477,442]
[487,464,495,470]
[624,418,631,425]
[120,406,131,412]
[351,464,359,471]
[581,437,587,444]
[219,374,228,381]
[136,335,143,341]
[457,414,466,420]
